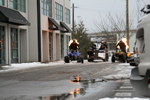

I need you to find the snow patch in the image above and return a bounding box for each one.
[99,98,149,100]
[103,63,134,80]
[0,60,77,72]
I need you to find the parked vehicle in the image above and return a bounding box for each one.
[87,42,108,62]
[130,9,150,97]
[127,47,140,66]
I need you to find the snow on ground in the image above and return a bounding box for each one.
[0,60,91,73]
[99,98,149,100]
[0,59,135,81]
[0,60,78,73]
[103,63,135,80]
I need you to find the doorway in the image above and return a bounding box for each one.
[0,26,5,64]
[11,28,18,63]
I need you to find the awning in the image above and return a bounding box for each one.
[0,6,30,25]
[60,22,72,33]
[48,17,63,30]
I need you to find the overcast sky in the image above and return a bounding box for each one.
[70,0,150,33]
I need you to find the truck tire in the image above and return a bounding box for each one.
[64,56,70,63]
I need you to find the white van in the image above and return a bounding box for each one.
[130,13,150,97]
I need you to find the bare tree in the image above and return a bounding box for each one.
[93,12,135,41]
[134,0,150,22]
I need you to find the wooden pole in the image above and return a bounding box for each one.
[72,3,74,36]
[126,0,129,52]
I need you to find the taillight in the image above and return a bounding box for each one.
[123,54,126,56]
[148,78,150,84]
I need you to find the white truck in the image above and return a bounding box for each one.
[130,10,150,97]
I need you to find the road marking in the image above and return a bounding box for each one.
[120,86,133,89]
[115,93,132,97]
[113,90,134,92]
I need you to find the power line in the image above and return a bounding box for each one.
[71,0,125,7]
[76,7,125,12]
[110,0,117,12]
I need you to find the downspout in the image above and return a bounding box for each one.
[37,0,41,62]
[7,0,10,64]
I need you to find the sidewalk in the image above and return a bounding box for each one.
[0,60,65,73]
[0,60,89,73]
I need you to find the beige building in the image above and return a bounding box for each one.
[0,0,71,65]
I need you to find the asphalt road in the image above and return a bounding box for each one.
[0,61,118,81]
[0,60,145,100]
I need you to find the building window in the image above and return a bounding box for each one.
[66,35,70,52]
[0,0,4,6]
[65,8,70,24]
[9,0,26,13]
[41,0,52,17]
[11,28,18,63]
[0,26,5,64]
[49,32,53,61]
[55,2,63,21]
[61,35,64,59]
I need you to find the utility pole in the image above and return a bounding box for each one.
[126,0,129,52]
[72,3,74,35]
[137,0,140,22]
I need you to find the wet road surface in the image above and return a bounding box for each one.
[0,60,146,100]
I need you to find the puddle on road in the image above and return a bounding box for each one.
[40,75,107,100]
[40,80,124,100]
[37,75,125,100]
[40,87,85,100]
[40,82,94,100]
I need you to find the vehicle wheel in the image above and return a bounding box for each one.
[130,63,136,66]
[64,56,70,63]
[103,59,105,62]
[81,57,84,64]
[106,53,109,61]
[111,55,115,63]
[122,56,126,63]
[77,57,81,63]
[127,60,129,63]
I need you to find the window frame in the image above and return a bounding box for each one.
[41,0,52,17]
[55,2,63,21]
[9,0,26,13]
[0,0,4,6]
[65,8,70,24]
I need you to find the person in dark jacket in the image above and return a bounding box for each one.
[69,39,79,51]
[117,40,126,53]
